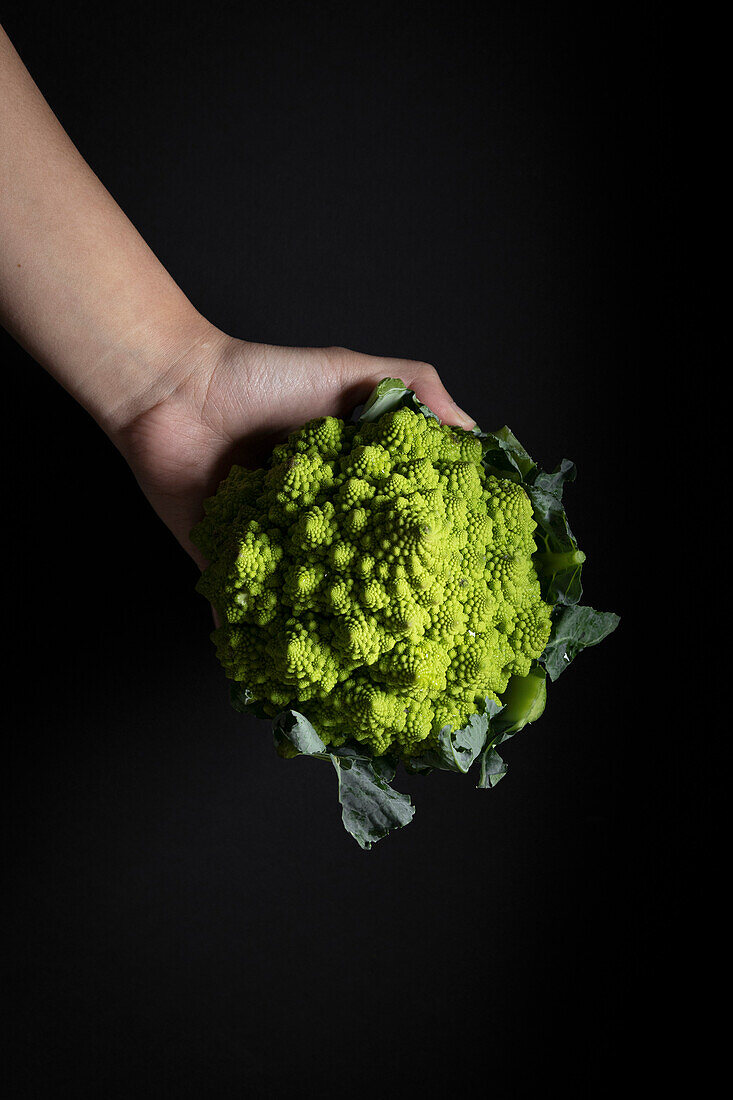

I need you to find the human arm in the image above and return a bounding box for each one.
[0,24,474,564]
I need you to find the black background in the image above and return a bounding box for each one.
[3,2,668,1095]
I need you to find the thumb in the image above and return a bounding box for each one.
[400,360,476,429]
[336,348,476,428]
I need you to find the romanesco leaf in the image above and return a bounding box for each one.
[540,605,620,681]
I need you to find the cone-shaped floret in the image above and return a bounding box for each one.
[289,502,338,553]
[330,612,384,665]
[275,416,351,461]
[375,639,451,695]
[265,454,336,523]
[341,444,392,481]
[269,620,339,699]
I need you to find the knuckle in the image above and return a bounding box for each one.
[411,360,439,381]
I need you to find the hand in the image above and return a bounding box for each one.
[0,26,473,566]
[114,322,476,566]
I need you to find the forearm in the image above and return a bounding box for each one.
[0,25,214,436]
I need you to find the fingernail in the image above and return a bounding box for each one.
[448,399,476,428]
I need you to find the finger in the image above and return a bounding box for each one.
[334,349,476,428]
[399,360,476,428]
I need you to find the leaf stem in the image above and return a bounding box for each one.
[534,548,586,575]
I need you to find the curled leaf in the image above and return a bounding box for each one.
[477,747,509,789]
[330,748,415,850]
[273,711,414,849]
[540,606,620,681]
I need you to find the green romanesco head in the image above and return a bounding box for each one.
[192,405,552,758]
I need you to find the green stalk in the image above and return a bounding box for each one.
[494,666,547,737]
[534,548,586,575]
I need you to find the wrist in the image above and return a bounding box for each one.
[92,307,228,444]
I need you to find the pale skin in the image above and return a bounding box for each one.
[0,25,475,568]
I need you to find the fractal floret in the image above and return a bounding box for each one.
[192,403,553,758]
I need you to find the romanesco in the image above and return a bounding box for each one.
[192,403,553,758]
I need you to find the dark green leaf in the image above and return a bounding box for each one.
[540,605,621,681]
[481,425,537,480]
[271,712,414,848]
[476,747,509,788]
[413,711,489,774]
[273,710,328,756]
[526,478,585,606]
[329,750,415,850]
[358,378,411,422]
[527,458,577,498]
[402,756,434,776]
[357,376,441,426]
[406,697,504,775]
